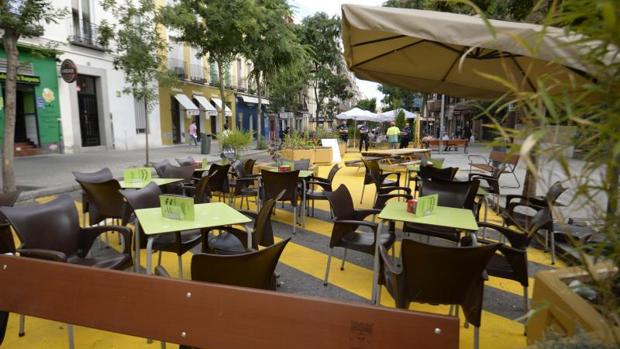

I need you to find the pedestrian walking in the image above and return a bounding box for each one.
[386,122,400,149]
[358,122,370,152]
[337,121,349,145]
[399,123,412,149]
[188,120,198,146]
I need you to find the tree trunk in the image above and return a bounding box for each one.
[144,99,150,166]
[2,32,19,192]
[313,82,320,120]
[217,60,226,132]
[256,72,262,143]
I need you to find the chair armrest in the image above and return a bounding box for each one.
[18,248,67,262]
[335,220,378,230]
[79,225,133,256]
[377,186,411,195]
[353,209,381,221]
[381,172,401,182]
[203,226,250,249]
[467,154,488,165]
[306,180,331,192]
[478,222,529,250]
[379,245,401,275]
[237,209,258,220]
[468,172,494,181]
[374,193,413,209]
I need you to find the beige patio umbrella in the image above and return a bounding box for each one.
[341,4,591,100]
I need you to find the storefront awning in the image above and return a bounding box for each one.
[239,95,270,105]
[193,95,218,116]
[210,97,232,116]
[174,94,200,116]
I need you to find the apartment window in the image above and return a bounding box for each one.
[189,47,205,83]
[168,40,185,79]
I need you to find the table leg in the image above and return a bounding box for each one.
[134,222,141,273]
[302,178,307,227]
[371,219,384,305]
[245,224,252,250]
[146,237,155,275]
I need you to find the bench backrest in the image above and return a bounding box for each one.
[489,151,519,165]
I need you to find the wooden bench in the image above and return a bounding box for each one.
[422,139,469,153]
[468,150,521,188]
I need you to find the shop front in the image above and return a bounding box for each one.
[159,83,236,145]
[235,94,270,139]
[0,46,61,155]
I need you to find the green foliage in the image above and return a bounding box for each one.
[256,137,268,150]
[99,0,169,113]
[395,110,406,129]
[283,132,313,149]
[298,12,353,118]
[268,59,309,113]
[378,84,421,111]
[0,0,66,38]
[219,129,253,155]
[357,98,377,112]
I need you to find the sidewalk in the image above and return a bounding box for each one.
[11,140,268,200]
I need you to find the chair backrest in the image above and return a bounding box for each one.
[261,170,299,204]
[362,159,382,186]
[151,159,172,177]
[0,195,80,256]
[191,238,290,291]
[162,165,195,182]
[293,159,311,170]
[243,158,256,175]
[77,179,125,218]
[207,163,231,193]
[545,181,567,205]
[252,193,282,248]
[72,168,114,183]
[326,164,341,183]
[418,165,458,182]
[325,184,355,221]
[176,156,195,167]
[526,206,553,236]
[489,151,520,167]
[419,178,480,210]
[0,191,21,254]
[392,239,499,326]
[120,182,161,248]
[231,160,245,178]
[193,170,217,204]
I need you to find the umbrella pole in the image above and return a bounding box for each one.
[353,119,357,150]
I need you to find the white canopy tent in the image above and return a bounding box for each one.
[380,108,416,122]
[335,107,379,147]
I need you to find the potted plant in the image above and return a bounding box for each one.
[281,132,315,163]
[218,129,252,160]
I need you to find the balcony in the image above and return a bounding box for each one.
[68,20,107,51]
[189,64,206,84]
[168,58,186,80]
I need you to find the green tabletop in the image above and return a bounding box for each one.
[263,168,314,178]
[119,178,183,189]
[135,202,252,235]
[377,201,479,231]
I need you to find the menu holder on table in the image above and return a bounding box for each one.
[412,194,438,217]
[124,167,152,184]
[159,195,195,221]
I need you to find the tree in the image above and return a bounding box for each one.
[100,0,170,165]
[267,57,309,114]
[356,98,376,112]
[244,0,304,143]
[378,85,420,111]
[298,12,352,120]
[161,0,258,133]
[0,1,64,192]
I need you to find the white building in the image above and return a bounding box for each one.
[18,0,161,153]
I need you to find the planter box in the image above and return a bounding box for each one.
[314,147,333,163]
[527,263,618,345]
[282,148,315,163]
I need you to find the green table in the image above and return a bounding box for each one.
[134,202,252,275]
[119,178,183,189]
[371,201,479,304]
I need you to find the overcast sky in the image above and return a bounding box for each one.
[290,0,385,105]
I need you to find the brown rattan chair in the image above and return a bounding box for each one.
[477,207,552,334]
[0,195,133,346]
[306,164,341,217]
[261,169,300,233]
[207,163,231,201]
[190,170,217,204]
[77,179,130,227]
[0,191,20,254]
[323,184,395,287]
[243,158,256,175]
[162,164,196,195]
[469,163,506,221]
[229,159,260,209]
[72,167,114,225]
[360,158,404,204]
[121,182,202,277]
[413,165,459,197]
[379,239,500,349]
[403,177,479,243]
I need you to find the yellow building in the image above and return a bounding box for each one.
[159,39,238,145]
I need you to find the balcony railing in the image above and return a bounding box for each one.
[189,64,206,84]
[168,58,186,80]
[68,20,106,51]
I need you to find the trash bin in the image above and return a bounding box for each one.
[201,133,211,154]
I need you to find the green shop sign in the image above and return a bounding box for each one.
[0,72,40,85]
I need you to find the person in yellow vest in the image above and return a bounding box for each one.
[386,122,400,149]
